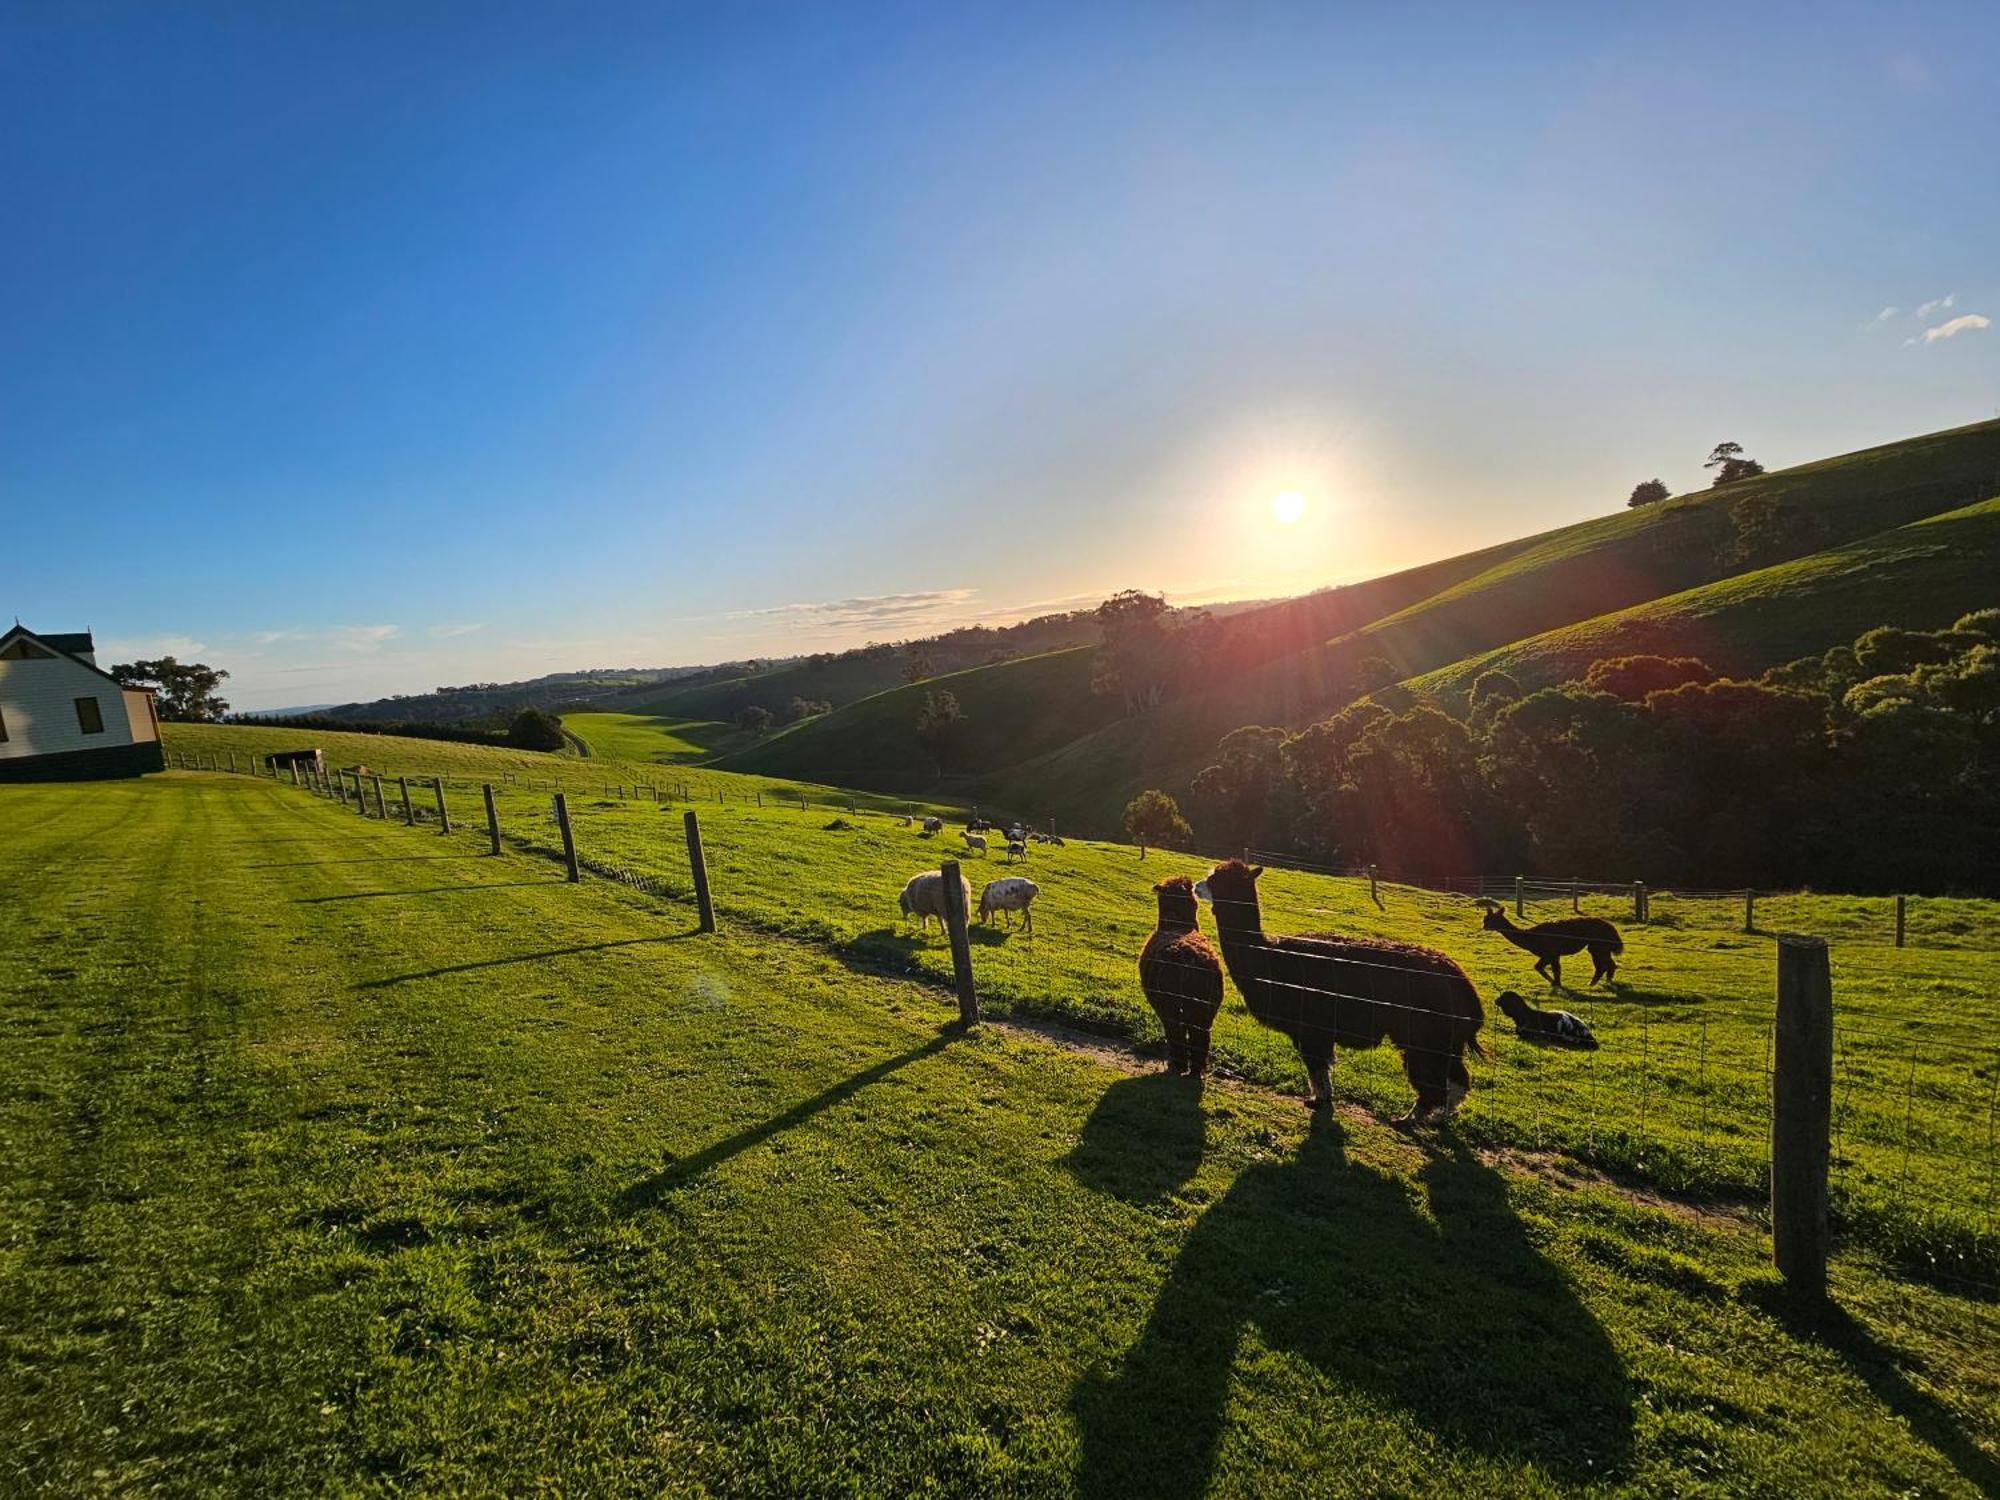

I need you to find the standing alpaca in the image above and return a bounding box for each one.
[1477,902,1623,988]
[1195,861,1485,1120]
[1139,876,1225,1078]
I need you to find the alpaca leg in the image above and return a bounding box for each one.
[1188,1011,1214,1078]
[1547,954,1562,990]
[1299,1043,1334,1108]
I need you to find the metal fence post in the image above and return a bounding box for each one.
[553,792,579,882]
[940,859,978,1026]
[684,810,716,932]
[1772,935,1833,1299]
[483,783,501,854]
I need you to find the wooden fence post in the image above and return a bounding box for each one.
[684,811,716,932]
[1772,935,1833,1299]
[1744,889,1756,933]
[371,775,387,819]
[228,752,236,774]
[1571,879,1580,913]
[432,778,450,833]
[1894,894,1906,948]
[1514,875,1525,919]
[940,860,978,1026]
[553,793,579,882]
[1368,864,1379,903]
[1633,881,1648,922]
[482,783,502,855]
[398,777,415,826]
[289,762,301,787]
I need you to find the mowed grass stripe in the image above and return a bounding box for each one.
[3,776,1994,1495]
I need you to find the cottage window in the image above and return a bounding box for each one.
[76,697,105,734]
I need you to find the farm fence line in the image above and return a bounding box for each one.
[166,747,1999,1333]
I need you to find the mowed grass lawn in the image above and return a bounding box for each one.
[3,774,1998,1495]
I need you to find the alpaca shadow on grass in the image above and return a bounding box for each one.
[1070,1112,1633,1497]
[1063,1072,1208,1206]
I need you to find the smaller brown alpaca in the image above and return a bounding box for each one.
[1139,876,1225,1077]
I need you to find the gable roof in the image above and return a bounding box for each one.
[41,631,95,657]
[0,624,129,689]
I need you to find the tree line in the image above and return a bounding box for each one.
[1187,611,2000,894]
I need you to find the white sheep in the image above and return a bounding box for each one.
[978,877,1039,932]
[962,831,988,855]
[899,870,972,934]
[921,815,944,836]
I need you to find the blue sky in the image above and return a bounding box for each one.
[4,2,1995,708]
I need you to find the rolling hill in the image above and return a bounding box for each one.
[1398,494,2000,703]
[720,417,2000,833]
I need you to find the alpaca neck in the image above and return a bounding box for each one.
[1210,905,1270,986]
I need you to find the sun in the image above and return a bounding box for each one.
[1270,489,1307,525]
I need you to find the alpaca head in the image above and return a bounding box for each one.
[1476,900,1510,934]
[1193,860,1262,928]
[1153,875,1201,930]
[1494,989,1529,1021]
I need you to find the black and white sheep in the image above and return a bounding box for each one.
[978,876,1039,932]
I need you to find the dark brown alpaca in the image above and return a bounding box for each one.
[1478,903,1623,988]
[1139,876,1225,1077]
[1195,860,1485,1120]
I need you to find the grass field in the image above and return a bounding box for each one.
[563,711,761,765]
[163,723,2000,1288]
[5,770,1998,1494]
[1400,495,2000,703]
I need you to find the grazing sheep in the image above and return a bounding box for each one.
[1005,838,1027,863]
[1195,860,1485,1121]
[921,816,944,836]
[962,831,988,856]
[1477,902,1623,988]
[978,876,1039,933]
[1140,876,1224,1077]
[1495,990,1599,1050]
[900,814,913,827]
[899,870,972,935]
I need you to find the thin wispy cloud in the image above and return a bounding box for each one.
[253,628,306,645]
[1915,292,1956,319]
[1918,313,1989,344]
[731,589,978,628]
[429,623,484,638]
[97,633,208,660]
[331,624,399,651]
[1873,306,1899,323]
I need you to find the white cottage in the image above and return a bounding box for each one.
[0,625,164,782]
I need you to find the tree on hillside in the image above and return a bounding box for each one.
[1123,789,1192,859]
[506,706,567,751]
[915,689,966,775]
[109,657,231,721]
[901,645,937,684]
[1704,442,1766,486]
[781,696,830,725]
[1627,479,1671,508]
[1189,725,1288,850]
[1582,655,1717,700]
[736,704,774,734]
[1090,591,1215,713]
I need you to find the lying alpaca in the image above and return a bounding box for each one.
[1495,990,1599,1050]
[1139,877,1224,1078]
[1196,860,1484,1120]
[1478,902,1623,988]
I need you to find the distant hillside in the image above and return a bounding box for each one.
[1399,495,2000,703]
[319,665,718,726]
[731,417,2000,833]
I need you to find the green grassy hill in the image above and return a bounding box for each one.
[561,710,762,764]
[1400,495,2000,703]
[952,418,2000,832]
[8,762,1996,1491]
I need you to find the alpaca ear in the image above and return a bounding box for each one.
[1250,866,1263,880]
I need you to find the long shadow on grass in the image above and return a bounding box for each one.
[1743,1283,2000,1494]
[355,931,702,988]
[616,1030,957,1213]
[1070,1100,1633,1495]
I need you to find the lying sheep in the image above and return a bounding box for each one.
[978,876,1039,933]
[899,870,973,935]
[962,831,988,855]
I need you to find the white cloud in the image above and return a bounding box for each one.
[1873,306,1899,322]
[96,633,208,660]
[429,623,484,639]
[253,628,305,645]
[1921,313,1990,343]
[1915,292,1956,319]
[729,589,979,629]
[331,624,399,652]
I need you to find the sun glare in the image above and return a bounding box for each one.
[1270,489,1307,525]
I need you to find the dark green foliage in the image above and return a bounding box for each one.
[1188,726,1291,852]
[1627,478,1671,507]
[1705,441,1767,486]
[234,712,518,750]
[1582,655,1717,700]
[781,697,831,724]
[914,689,965,774]
[735,704,774,734]
[109,656,230,721]
[1122,789,1192,855]
[506,706,568,751]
